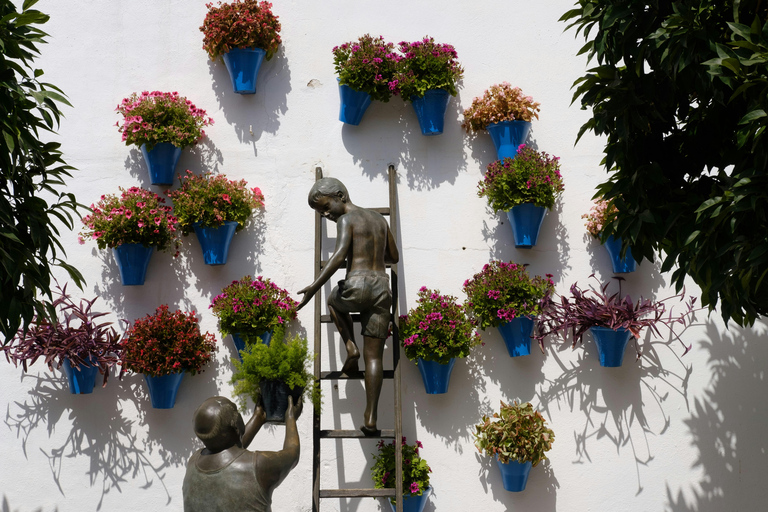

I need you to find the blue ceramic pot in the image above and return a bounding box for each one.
[62,357,99,394]
[486,120,532,160]
[416,357,456,394]
[496,457,533,492]
[231,330,273,360]
[260,380,304,423]
[193,221,238,265]
[411,89,450,135]
[337,81,372,125]
[140,143,182,185]
[603,235,637,274]
[113,244,154,285]
[497,316,535,357]
[388,486,432,512]
[506,203,547,248]
[222,47,266,94]
[144,372,184,409]
[590,326,632,367]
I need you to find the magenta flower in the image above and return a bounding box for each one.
[410,482,419,494]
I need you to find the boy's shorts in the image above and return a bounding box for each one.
[328,270,391,339]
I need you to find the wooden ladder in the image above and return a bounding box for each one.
[311,165,404,512]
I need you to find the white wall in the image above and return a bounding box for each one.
[2,1,767,511]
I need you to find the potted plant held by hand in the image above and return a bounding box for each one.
[474,401,554,492]
[211,275,299,359]
[583,197,637,273]
[478,146,564,248]
[120,305,217,408]
[80,187,180,285]
[394,37,463,136]
[332,34,400,125]
[462,83,540,159]
[201,0,281,94]
[2,285,122,394]
[167,170,265,265]
[116,91,213,185]
[372,438,433,512]
[400,286,481,394]
[463,261,554,357]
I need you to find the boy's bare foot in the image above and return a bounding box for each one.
[360,425,379,436]
[340,354,360,376]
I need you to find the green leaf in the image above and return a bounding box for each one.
[738,109,766,124]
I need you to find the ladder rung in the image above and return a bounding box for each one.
[319,261,394,270]
[320,429,395,439]
[320,370,395,380]
[320,314,360,323]
[320,488,396,498]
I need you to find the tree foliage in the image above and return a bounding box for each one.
[1,0,83,342]
[563,0,768,325]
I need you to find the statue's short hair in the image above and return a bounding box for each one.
[194,397,243,446]
[308,177,349,207]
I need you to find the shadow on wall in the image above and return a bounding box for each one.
[1,496,54,512]
[475,455,559,512]
[665,321,768,511]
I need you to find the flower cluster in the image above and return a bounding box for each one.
[80,187,181,254]
[582,198,618,238]
[371,437,431,504]
[120,305,217,377]
[210,275,298,341]
[200,0,281,61]
[392,36,463,100]
[399,286,481,364]
[462,82,540,133]
[116,91,213,150]
[463,261,554,330]
[474,401,555,466]
[166,170,265,235]
[332,34,400,102]
[478,145,564,212]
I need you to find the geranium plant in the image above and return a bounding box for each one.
[474,400,554,466]
[399,286,481,364]
[200,0,281,61]
[332,34,400,102]
[116,91,213,150]
[462,83,540,133]
[392,36,463,100]
[210,275,299,341]
[463,261,554,330]
[371,437,432,504]
[79,186,180,255]
[120,305,217,377]
[1,284,122,387]
[583,197,619,239]
[478,145,564,212]
[166,170,265,235]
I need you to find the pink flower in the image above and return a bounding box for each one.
[410,482,419,494]
[154,217,162,225]
[222,194,231,203]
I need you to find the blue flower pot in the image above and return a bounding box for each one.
[231,330,273,360]
[388,486,432,512]
[113,244,154,285]
[144,372,184,409]
[62,357,99,394]
[338,81,372,125]
[193,221,238,265]
[496,457,533,492]
[590,326,632,367]
[506,203,547,248]
[260,380,304,423]
[411,89,450,136]
[603,235,637,274]
[140,143,182,186]
[222,47,266,94]
[416,357,456,394]
[486,120,532,160]
[497,317,535,357]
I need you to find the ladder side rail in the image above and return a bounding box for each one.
[312,166,324,512]
[388,165,403,512]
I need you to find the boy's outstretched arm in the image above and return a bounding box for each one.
[297,216,352,310]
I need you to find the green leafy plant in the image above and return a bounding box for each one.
[371,437,432,504]
[399,286,481,364]
[392,36,463,100]
[120,305,217,377]
[478,146,564,212]
[230,328,320,412]
[0,0,85,340]
[200,0,282,61]
[210,275,299,341]
[166,170,265,235]
[462,82,540,133]
[332,34,400,102]
[474,400,555,466]
[463,261,554,330]
[116,91,213,150]
[79,186,180,254]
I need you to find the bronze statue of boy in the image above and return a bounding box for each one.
[182,396,302,512]
[298,177,399,435]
